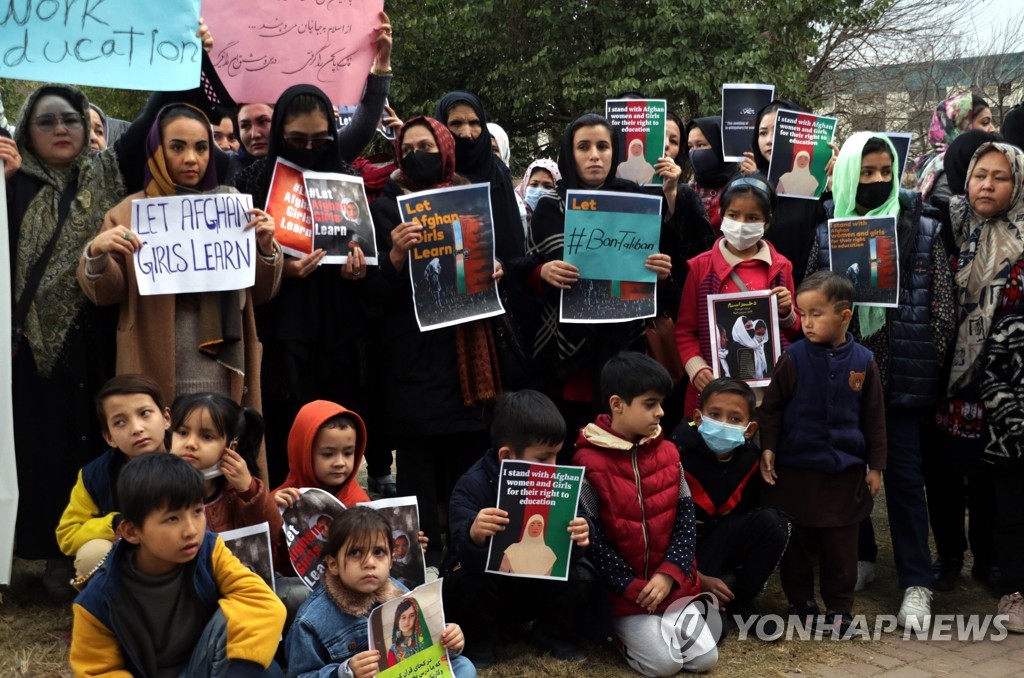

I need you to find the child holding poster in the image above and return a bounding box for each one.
[804,133,953,629]
[285,507,474,678]
[675,174,801,415]
[78,104,282,481]
[445,390,594,669]
[575,353,718,675]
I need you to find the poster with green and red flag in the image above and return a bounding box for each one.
[827,216,900,308]
[485,460,584,581]
[766,109,837,201]
[605,99,668,186]
[397,184,505,331]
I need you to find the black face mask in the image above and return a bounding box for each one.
[856,180,893,211]
[286,147,326,170]
[403,150,443,185]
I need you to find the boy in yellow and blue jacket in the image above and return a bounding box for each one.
[56,374,170,583]
[71,453,285,677]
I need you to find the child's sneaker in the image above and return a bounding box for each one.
[854,560,876,592]
[998,592,1024,633]
[821,610,855,639]
[897,586,933,631]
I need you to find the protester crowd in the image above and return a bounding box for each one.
[3,13,1024,678]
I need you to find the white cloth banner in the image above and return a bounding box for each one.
[0,160,18,584]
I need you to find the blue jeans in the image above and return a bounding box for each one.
[181,610,283,678]
[880,409,933,589]
[450,654,477,678]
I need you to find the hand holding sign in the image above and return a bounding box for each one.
[0,138,20,180]
[88,225,141,261]
[245,208,277,254]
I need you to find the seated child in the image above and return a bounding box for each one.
[57,374,170,584]
[575,352,718,676]
[444,390,594,668]
[70,453,286,677]
[273,401,370,510]
[286,506,474,678]
[759,271,886,633]
[169,393,284,566]
[671,377,790,626]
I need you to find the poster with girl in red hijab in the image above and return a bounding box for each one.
[766,109,837,200]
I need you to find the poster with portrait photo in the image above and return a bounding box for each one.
[220,522,275,592]
[368,579,454,678]
[281,488,347,589]
[721,84,776,161]
[302,171,377,265]
[766,109,837,200]
[707,290,782,388]
[605,99,668,186]
[359,496,426,589]
[827,216,900,308]
[337,97,397,140]
[397,184,505,332]
[560,279,657,324]
[485,460,584,582]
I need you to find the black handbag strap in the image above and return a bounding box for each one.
[13,178,79,328]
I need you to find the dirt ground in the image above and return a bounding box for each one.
[0,487,1000,677]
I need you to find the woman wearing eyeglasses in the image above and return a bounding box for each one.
[232,84,381,486]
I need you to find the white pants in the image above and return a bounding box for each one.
[614,606,719,676]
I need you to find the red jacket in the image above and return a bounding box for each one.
[573,415,700,617]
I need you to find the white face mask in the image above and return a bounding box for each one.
[720,217,765,251]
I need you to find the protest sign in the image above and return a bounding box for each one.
[485,460,584,581]
[281,488,346,588]
[303,171,378,264]
[562,190,661,284]
[368,579,454,678]
[883,132,914,183]
[721,84,776,161]
[220,522,275,592]
[360,496,426,589]
[130,193,256,296]
[605,99,667,185]
[707,291,782,387]
[1,0,202,90]
[766,109,837,200]
[828,216,900,308]
[205,0,384,106]
[338,97,397,140]
[0,161,16,584]
[266,158,314,259]
[397,184,505,332]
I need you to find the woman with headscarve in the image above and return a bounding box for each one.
[78,104,282,477]
[739,99,825,285]
[515,158,561,231]
[805,132,954,628]
[685,116,740,232]
[616,138,657,184]
[369,115,504,567]
[487,122,511,167]
[777,151,820,197]
[499,514,558,576]
[929,129,1002,254]
[914,92,997,203]
[387,598,432,666]
[926,143,1024,618]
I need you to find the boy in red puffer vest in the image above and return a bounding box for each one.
[574,352,718,676]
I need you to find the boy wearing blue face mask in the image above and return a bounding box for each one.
[671,378,790,630]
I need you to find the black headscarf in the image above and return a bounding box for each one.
[666,110,684,164]
[749,98,805,174]
[555,113,634,196]
[1001,103,1024,153]
[434,90,524,260]
[943,129,1002,196]
[685,116,738,188]
[264,84,354,184]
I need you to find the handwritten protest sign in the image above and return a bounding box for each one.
[828,216,900,308]
[707,291,782,387]
[605,99,667,185]
[360,496,426,589]
[131,194,255,296]
[220,522,275,592]
[266,158,314,259]
[303,171,377,265]
[721,84,776,161]
[368,579,454,678]
[485,460,584,582]
[205,0,384,106]
[0,161,15,584]
[397,184,505,332]
[766,109,837,201]
[562,190,661,284]
[281,488,346,588]
[883,132,914,183]
[1,0,202,90]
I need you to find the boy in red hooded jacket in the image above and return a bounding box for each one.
[574,353,718,676]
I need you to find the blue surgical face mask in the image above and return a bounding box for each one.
[524,185,558,212]
[697,417,750,455]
